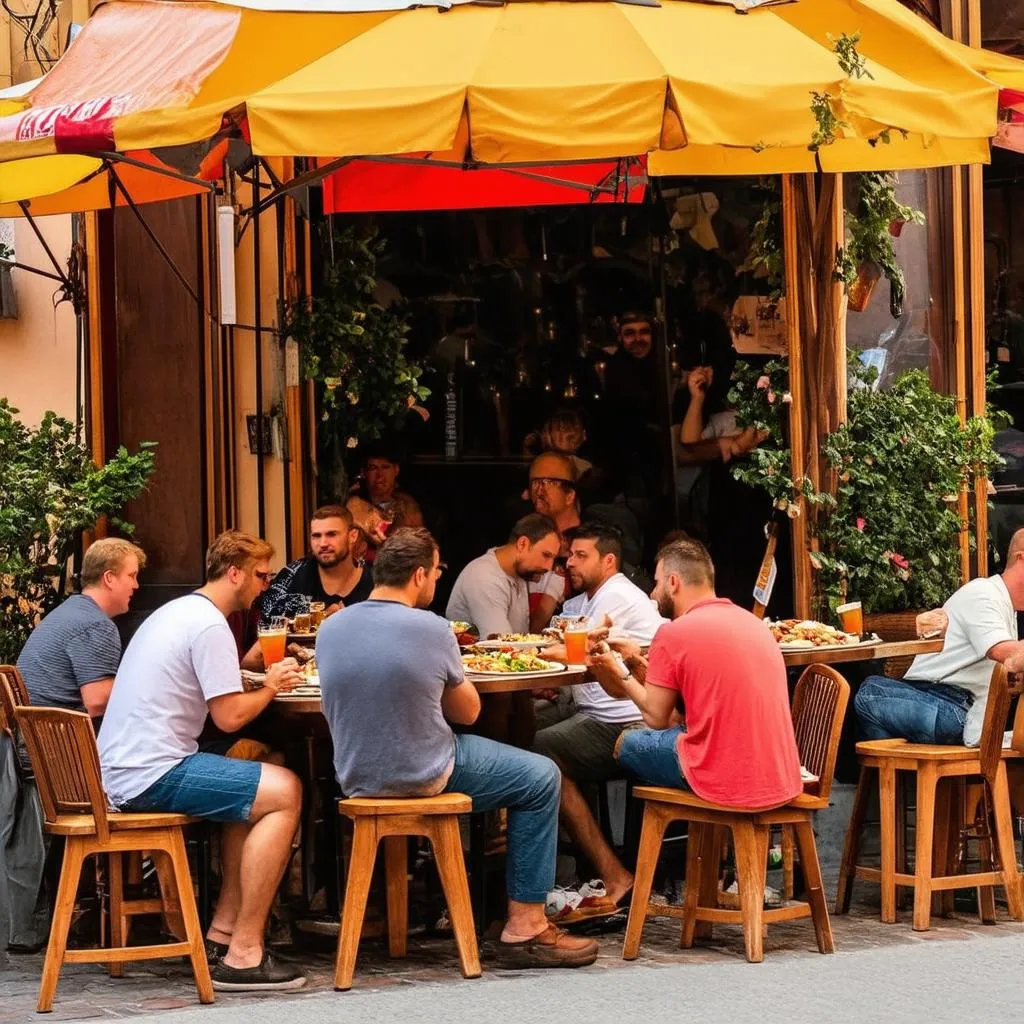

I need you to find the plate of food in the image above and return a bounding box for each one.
[462,649,567,678]
[448,620,480,646]
[768,619,880,651]
[476,633,556,651]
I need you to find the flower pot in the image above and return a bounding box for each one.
[863,610,923,642]
[847,261,881,313]
[888,219,905,238]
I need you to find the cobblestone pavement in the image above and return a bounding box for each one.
[3,881,1023,1023]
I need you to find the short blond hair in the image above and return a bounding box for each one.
[205,530,274,581]
[81,538,147,588]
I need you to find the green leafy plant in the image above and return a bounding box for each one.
[741,181,784,298]
[281,227,429,457]
[0,399,156,662]
[812,368,1002,614]
[835,171,925,318]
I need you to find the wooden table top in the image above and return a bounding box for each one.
[780,637,943,668]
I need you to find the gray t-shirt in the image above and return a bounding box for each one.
[317,599,464,797]
[446,549,529,638]
[98,593,243,806]
[17,594,121,712]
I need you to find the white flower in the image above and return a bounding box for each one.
[324,377,341,391]
[346,391,359,405]
[781,392,793,404]
[786,503,800,518]
[346,437,358,449]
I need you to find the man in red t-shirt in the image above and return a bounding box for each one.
[589,538,802,810]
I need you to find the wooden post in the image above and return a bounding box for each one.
[782,174,811,618]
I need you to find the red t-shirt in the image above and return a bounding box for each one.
[647,598,802,809]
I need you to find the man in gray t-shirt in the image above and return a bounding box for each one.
[446,513,559,638]
[17,538,146,721]
[318,527,598,969]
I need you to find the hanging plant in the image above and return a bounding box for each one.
[740,179,784,299]
[280,227,430,455]
[834,172,925,318]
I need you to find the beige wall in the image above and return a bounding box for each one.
[0,214,77,425]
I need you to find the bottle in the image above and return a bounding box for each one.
[444,372,458,461]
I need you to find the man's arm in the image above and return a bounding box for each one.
[80,678,114,719]
[441,681,481,725]
[588,652,676,728]
[676,436,734,467]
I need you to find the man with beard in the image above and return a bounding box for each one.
[258,505,372,628]
[447,514,560,747]
[533,522,665,917]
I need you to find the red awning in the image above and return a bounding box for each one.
[322,156,647,213]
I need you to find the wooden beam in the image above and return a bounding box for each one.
[782,174,812,619]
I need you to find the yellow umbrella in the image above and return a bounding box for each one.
[245,0,1023,172]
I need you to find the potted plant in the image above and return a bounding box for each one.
[835,172,925,318]
[0,400,156,662]
[280,227,430,495]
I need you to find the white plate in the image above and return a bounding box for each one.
[463,659,567,679]
[476,638,556,651]
[777,633,881,652]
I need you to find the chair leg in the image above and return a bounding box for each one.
[429,817,482,980]
[334,818,380,991]
[793,818,834,954]
[108,852,126,979]
[912,764,938,932]
[164,830,214,1005]
[991,765,1024,921]
[879,764,898,923]
[835,766,871,914]
[781,826,795,901]
[680,823,704,949]
[37,836,86,1013]
[931,778,952,919]
[695,826,723,941]
[623,804,670,961]
[732,821,767,963]
[383,836,409,958]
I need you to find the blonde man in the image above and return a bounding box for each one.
[17,537,145,722]
[98,530,306,993]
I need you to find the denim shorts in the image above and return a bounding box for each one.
[119,753,262,823]
[616,725,692,791]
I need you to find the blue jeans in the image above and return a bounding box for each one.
[616,726,691,789]
[854,675,973,744]
[119,753,263,823]
[444,733,560,904]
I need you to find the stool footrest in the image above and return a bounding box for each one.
[64,942,191,964]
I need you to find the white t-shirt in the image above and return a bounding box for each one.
[446,549,529,638]
[563,573,668,724]
[98,593,244,805]
[905,574,1017,746]
[674,411,739,496]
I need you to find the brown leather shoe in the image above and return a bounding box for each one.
[495,925,599,969]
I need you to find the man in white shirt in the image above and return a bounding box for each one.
[98,531,306,993]
[855,528,1024,747]
[534,523,666,909]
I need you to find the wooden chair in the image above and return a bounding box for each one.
[0,663,30,736]
[334,793,481,991]
[14,705,213,1013]
[835,663,1024,931]
[623,664,849,963]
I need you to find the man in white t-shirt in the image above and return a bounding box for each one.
[534,522,666,909]
[98,531,306,993]
[855,528,1024,747]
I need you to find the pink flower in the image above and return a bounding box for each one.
[856,517,866,532]
[889,552,910,571]
[756,375,770,390]
[767,390,776,404]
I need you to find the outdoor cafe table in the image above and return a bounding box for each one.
[780,637,944,669]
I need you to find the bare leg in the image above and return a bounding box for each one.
[559,774,633,902]
[221,765,303,970]
[503,900,550,941]
[207,823,249,945]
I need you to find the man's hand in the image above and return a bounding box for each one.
[587,651,630,700]
[607,636,643,664]
[323,602,343,619]
[687,366,712,399]
[717,435,735,463]
[586,614,614,647]
[263,658,304,694]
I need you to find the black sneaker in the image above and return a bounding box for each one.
[211,952,306,992]
[205,938,229,966]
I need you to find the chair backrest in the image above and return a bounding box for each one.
[979,663,1018,785]
[0,665,29,741]
[790,664,851,801]
[14,705,111,841]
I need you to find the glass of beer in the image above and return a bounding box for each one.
[564,616,590,665]
[836,601,863,639]
[293,611,312,634]
[309,601,325,630]
[258,617,288,666]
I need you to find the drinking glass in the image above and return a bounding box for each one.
[564,616,590,665]
[293,611,312,634]
[836,601,863,639]
[309,601,325,630]
[258,616,288,666]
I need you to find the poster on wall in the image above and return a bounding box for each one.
[729,296,788,355]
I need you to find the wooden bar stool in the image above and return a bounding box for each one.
[623,664,849,963]
[334,793,481,991]
[13,705,212,1013]
[836,664,1024,930]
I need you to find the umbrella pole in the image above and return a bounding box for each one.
[253,160,266,539]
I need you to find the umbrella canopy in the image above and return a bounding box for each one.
[245,0,1023,172]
